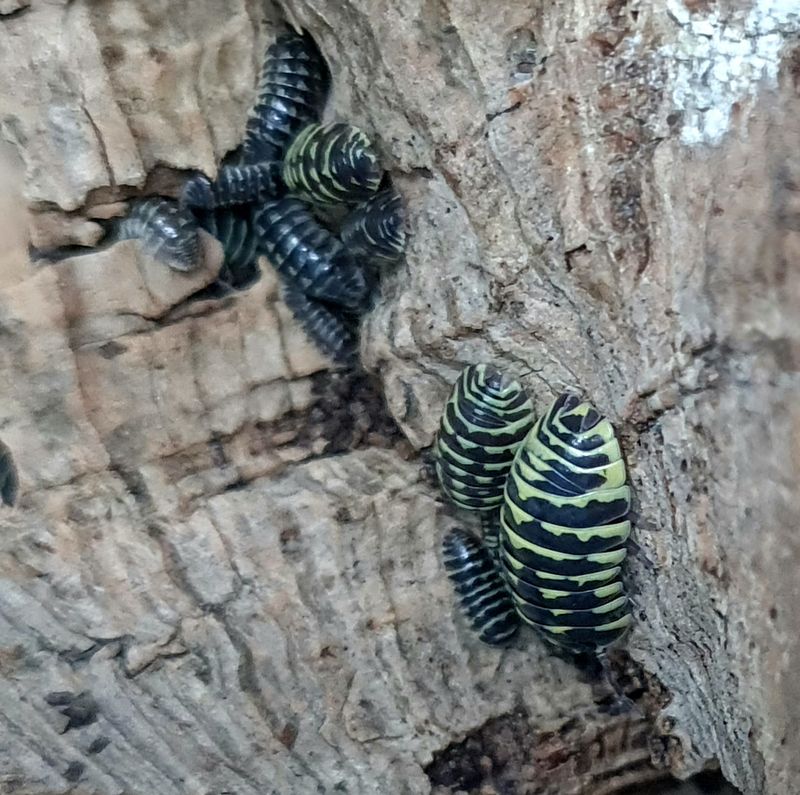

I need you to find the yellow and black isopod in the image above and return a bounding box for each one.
[499,392,633,654]
[341,188,406,263]
[282,122,382,205]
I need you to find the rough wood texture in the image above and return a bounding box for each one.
[0,1,797,793]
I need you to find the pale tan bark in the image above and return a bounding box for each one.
[0,1,797,793]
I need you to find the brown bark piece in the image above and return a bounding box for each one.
[0,2,797,794]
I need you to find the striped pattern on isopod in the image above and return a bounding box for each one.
[253,197,367,310]
[181,162,284,210]
[114,198,201,272]
[499,392,632,653]
[91,29,400,372]
[281,285,358,364]
[435,364,535,514]
[435,364,534,634]
[442,528,520,645]
[193,206,262,292]
[242,31,330,164]
[340,188,406,263]
[282,122,382,205]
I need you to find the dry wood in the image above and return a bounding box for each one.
[1,1,797,793]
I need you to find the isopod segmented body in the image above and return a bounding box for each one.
[340,188,406,263]
[254,197,367,310]
[436,364,534,632]
[500,392,632,653]
[181,162,284,210]
[242,31,330,164]
[282,122,382,205]
[442,528,520,645]
[114,198,201,272]
[281,285,358,364]
[193,206,262,292]
[435,364,535,514]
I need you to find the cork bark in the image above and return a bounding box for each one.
[0,1,797,794]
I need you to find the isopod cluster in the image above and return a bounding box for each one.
[39,21,640,679]
[113,29,406,365]
[435,364,633,658]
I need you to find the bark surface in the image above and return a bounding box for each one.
[0,1,797,794]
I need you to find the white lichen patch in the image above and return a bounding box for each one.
[664,0,800,146]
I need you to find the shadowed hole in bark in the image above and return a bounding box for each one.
[44,691,100,732]
[505,27,541,80]
[427,704,741,794]
[603,651,672,713]
[246,370,405,459]
[486,102,522,122]
[426,654,687,794]
[618,769,743,794]
[278,514,303,559]
[0,3,31,21]
[63,761,85,782]
[300,370,407,457]
[425,705,668,793]
[87,736,110,755]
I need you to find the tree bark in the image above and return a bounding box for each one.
[0,1,797,794]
